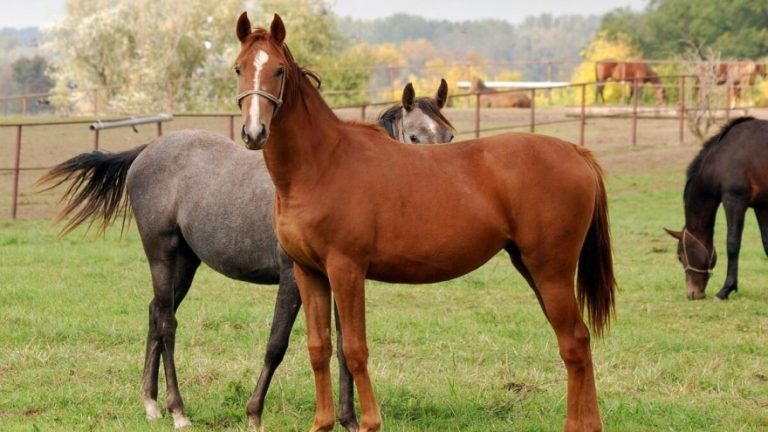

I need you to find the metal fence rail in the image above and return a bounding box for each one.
[0,76,758,219]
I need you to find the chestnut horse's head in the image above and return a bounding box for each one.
[665,228,717,300]
[234,12,292,150]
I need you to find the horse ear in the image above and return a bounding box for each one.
[435,78,448,108]
[236,12,251,43]
[664,228,683,240]
[402,82,415,112]
[270,14,286,44]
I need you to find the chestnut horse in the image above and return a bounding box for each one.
[595,60,666,106]
[469,78,532,108]
[39,81,454,430]
[694,61,767,105]
[666,117,768,300]
[236,13,615,432]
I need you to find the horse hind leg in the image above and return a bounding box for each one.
[140,232,200,428]
[510,243,602,432]
[246,256,303,429]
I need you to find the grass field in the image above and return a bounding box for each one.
[2,165,768,431]
[1,112,768,431]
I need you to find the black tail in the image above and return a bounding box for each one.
[38,145,148,235]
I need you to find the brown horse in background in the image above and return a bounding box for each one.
[469,78,532,108]
[694,61,767,105]
[595,60,667,106]
[236,13,615,432]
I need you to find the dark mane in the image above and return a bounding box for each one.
[684,116,755,200]
[377,97,455,136]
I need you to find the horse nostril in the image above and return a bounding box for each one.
[241,125,248,142]
[258,123,268,140]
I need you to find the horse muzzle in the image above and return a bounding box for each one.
[242,124,268,150]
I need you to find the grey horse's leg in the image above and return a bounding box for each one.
[755,207,768,257]
[246,261,302,429]
[140,233,200,428]
[716,195,748,299]
[335,301,359,432]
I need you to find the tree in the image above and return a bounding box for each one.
[601,0,768,59]
[11,56,53,94]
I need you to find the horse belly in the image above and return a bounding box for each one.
[366,228,507,284]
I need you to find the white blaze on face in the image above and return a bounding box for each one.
[248,50,270,136]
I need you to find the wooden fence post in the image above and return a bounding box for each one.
[11,125,22,219]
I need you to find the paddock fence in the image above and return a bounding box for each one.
[0,76,761,220]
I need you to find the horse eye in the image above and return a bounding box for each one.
[410,134,419,143]
[234,66,241,76]
[276,67,285,76]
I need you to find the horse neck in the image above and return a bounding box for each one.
[263,74,341,193]
[683,177,718,245]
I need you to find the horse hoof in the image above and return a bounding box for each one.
[248,415,264,432]
[143,399,163,421]
[172,412,192,429]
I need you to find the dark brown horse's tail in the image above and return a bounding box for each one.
[37,144,148,235]
[576,148,616,338]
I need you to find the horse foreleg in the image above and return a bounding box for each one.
[294,264,335,432]
[141,238,199,428]
[717,196,748,299]
[754,207,768,256]
[328,257,380,432]
[334,302,359,431]
[247,261,302,430]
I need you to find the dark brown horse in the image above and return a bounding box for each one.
[39,81,454,430]
[469,78,532,108]
[236,13,615,432]
[666,116,768,300]
[595,60,666,106]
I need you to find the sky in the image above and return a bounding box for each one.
[0,0,648,29]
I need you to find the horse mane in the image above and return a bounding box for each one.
[378,97,456,136]
[684,116,756,200]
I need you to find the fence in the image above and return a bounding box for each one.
[1,76,759,220]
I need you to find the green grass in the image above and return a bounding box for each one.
[1,166,767,431]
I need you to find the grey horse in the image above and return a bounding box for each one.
[40,81,454,431]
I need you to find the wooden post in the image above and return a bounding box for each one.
[361,103,367,121]
[632,78,639,146]
[229,115,235,141]
[475,93,481,138]
[11,125,22,219]
[530,88,536,133]
[93,129,100,151]
[157,121,163,137]
[579,84,586,146]
[678,75,685,144]
[546,61,553,105]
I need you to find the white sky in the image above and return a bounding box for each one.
[0,0,649,28]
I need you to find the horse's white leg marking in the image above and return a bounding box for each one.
[172,411,192,429]
[248,50,269,137]
[143,397,162,420]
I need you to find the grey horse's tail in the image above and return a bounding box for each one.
[38,144,148,235]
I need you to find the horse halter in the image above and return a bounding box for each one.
[681,229,715,274]
[236,70,285,115]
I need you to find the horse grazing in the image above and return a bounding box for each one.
[469,78,531,108]
[595,60,666,106]
[39,80,454,430]
[237,13,615,432]
[666,116,768,300]
[694,61,767,106]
